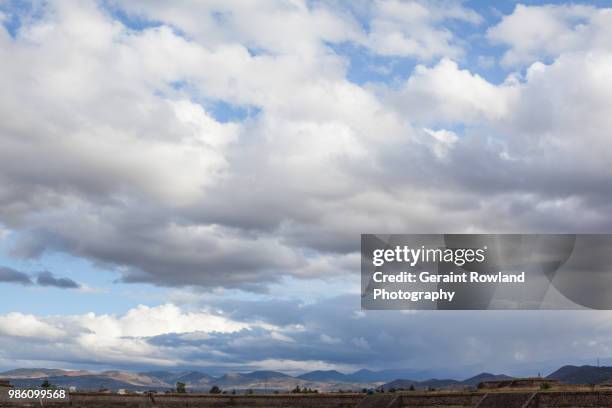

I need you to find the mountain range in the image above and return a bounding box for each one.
[379,373,513,391]
[0,368,507,392]
[1,368,370,392]
[1,365,610,392]
[547,365,612,385]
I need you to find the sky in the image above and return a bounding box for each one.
[1,0,612,379]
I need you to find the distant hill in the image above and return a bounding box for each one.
[0,367,511,392]
[380,373,514,391]
[17,365,612,393]
[0,368,376,393]
[174,371,215,385]
[346,369,379,383]
[295,368,440,385]
[211,371,294,388]
[547,365,612,385]
[298,370,349,382]
[243,371,292,380]
[100,371,169,387]
[346,369,438,383]
[462,373,513,386]
[419,378,462,389]
[139,371,178,384]
[0,370,517,393]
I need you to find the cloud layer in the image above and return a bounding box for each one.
[1,0,612,374]
[2,299,612,377]
[0,0,610,292]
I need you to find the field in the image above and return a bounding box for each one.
[5,389,612,408]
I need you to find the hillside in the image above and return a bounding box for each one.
[297,370,348,382]
[462,373,513,386]
[380,373,514,391]
[547,365,612,385]
[0,368,374,392]
[0,367,454,392]
[14,365,612,393]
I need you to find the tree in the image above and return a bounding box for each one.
[176,382,186,393]
[409,384,415,391]
[209,385,222,394]
[41,380,51,389]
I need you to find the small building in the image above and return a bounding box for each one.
[0,380,13,388]
[478,378,561,389]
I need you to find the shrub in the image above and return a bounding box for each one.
[176,382,186,393]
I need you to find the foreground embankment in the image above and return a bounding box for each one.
[4,390,612,407]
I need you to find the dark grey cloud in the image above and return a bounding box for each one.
[0,266,33,285]
[0,290,609,378]
[36,271,80,289]
[0,265,80,289]
[138,295,612,378]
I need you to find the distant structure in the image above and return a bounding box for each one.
[0,379,12,388]
[597,380,612,388]
[478,377,560,389]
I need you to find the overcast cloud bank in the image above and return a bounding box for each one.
[0,0,611,375]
